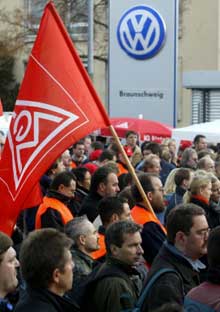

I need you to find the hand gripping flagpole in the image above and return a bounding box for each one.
[109,125,156,217]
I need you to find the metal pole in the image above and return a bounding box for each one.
[88,0,94,80]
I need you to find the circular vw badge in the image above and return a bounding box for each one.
[117,5,166,60]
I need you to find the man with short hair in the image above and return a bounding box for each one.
[125,130,142,167]
[0,231,19,311]
[15,228,79,312]
[65,216,99,292]
[82,220,144,312]
[143,204,208,311]
[193,134,207,152]
[131,173,167,265]
[142,154,161,175]
[91,196,132,261]
[79,166,120,222]
[71,141,87,168]
[35,171,76,230]
[180,147,198,170]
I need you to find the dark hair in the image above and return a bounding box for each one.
[193,135,206,145]
[45,157,62,176]
[72,167,89,185]
[105,220,141,255]
[166,203,206,244]
[50,171,76,191]
[99,150,115,162]
[174,168,191,187]
[90,166,115,194]
[20,228,72,288]
[152,303,183,312]
[73,140,85,149]
[131,173,158,202]
[125,130,138,138]
[91,141,104,151]
[0,231,13,262]
[142,142,161,156]
[98,196,128,225]
[118,173,133,191]
[207,226,220,268]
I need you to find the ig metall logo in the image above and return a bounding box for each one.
[117,5,166,60]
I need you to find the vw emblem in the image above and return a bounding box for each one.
[117,5,166,60]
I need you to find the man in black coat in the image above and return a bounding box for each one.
[15,228,79,312]
[143,203,209,311]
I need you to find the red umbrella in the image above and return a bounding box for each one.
[101,117,172,142]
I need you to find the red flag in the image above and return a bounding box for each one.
[0,99,3,116]
[0,2,110,235]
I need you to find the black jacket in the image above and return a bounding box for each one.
[79,192,103,222]
[142,242,202,311]
[15,288,79,312]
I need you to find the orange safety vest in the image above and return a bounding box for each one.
[131,205,167,234]
[35,196,74,229]
[117,162,128,177]
[91,233,106,260]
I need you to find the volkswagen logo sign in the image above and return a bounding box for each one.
[117,5,166,60]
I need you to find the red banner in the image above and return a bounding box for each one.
[0,99,3,116]
[0,2,110,235]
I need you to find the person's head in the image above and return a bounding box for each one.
[90,166,120,197]
[61,150,71,168]
[131,173,165,213]
[83,135,92,154]
[20,229,73,296]
[184,175,212,203]
[105,220,143,265]
[209,175,220,203]
[197,155,215,173]
[72,167,91,191]
[72,141,85,158]
[0,232,19,298]
[98,196,132,227]
[180,148,198,170]
[125,130,138,148]
[207,226,220,269]
[194,135,207,151]
[174,168,193,190]
[50,171,76,199]
[142,154,161,174]
[141,142,161,157]
[167,204,209,260]
[65,217,99,255]
[98,150,116,166]
[46,157,65,177]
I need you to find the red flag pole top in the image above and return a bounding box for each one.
[0,2,110,235]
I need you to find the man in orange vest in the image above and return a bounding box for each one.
[131,173,167,265]
[35,171,76,231]
[91,196,132,262]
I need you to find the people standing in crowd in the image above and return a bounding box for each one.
[35,171,76,230]
[91,196,132,262]
[142,204,208,311]
[0,231,19,312]
[79,166,120,222]
[71,140,87,169]
[197,155,215,173]
[61,149,72,171]
[183,175,212,225]
[185,225,220,311]
[65,217,99,297]
[125,130,142,167]
[180,148,198,170]
[206,174,220,228]
[131,173,167,265]
[15,228,79,312]
[165,168,193,223]
[71,167,91,215]
[81,220,144,312]
[142,154,161,175]
[193,135,207,152]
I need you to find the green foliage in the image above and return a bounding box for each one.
[0,56,19,111]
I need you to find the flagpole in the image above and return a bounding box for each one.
[109,125,156,217]
[88,0,94,80]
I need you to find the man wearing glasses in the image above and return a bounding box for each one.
[142,204,209,311]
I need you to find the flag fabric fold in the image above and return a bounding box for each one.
[0,1,110,235]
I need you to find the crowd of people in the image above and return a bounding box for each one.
[1,131,220,311]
